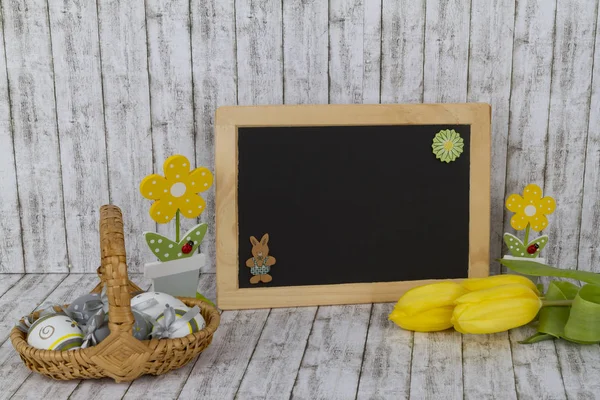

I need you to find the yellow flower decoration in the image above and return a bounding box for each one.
[506,184,556,231]
[140,155,213,223]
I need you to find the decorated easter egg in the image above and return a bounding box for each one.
[27,314,84,351]
[67,293,104,324]
[130,292,186,320]
[93,310,153,343]
[93,323,111,344]
[152,306,206,339]
[131,310,153,340]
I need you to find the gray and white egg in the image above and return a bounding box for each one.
[93,310,153,343]
[151,306,206,339]
[27,314,84,351]
[130,292,186,320]
[67,293,104,325]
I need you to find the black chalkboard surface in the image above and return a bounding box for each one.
[237,125,470,288]
[215,104,490,309]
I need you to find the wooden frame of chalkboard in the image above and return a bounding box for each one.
[215,104,491,310]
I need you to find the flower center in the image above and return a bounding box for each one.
[444,141,454,151]
[170,182,187,198]
[524,205,536,217]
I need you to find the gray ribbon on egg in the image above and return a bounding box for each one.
[151,305,200,339]
[131,298,159,314]
[15,314,36,333]
[81,310,106,349]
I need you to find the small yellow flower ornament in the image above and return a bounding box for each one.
[139,155,215,304]
[139,154,213,262]
[503,183,555,259]
[140,155,213,223]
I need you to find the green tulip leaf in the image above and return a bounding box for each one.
[563,284,600,344]
[498,259,600,285]
[538,281,580,339]
[520,332,555,344]
[536,283,545,293]
[144,223,208,262]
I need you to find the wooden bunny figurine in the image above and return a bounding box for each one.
[245,234,276,284]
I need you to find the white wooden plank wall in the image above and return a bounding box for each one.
[2,0,69,273]
[1,0,599,274]
[502,0,556,265]
[579,3,600,273]
[47,0,109,273]
[190,0,237,271]
[0,4,23,273]
[97,0,155,273]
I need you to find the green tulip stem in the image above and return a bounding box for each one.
[176,210,181,243]
[524,224,531,246]
[542,300,573,307]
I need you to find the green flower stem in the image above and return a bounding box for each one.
[524,224,531,246]
[176,210,180,243]
[542,300,574,307]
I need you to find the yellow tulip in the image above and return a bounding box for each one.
[451,284,542,334]
[461,274,539,294]
[389,282,468,332]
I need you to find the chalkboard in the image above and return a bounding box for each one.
[216,104,490,309]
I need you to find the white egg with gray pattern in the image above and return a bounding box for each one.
[151,306,206,339]
[130,292,186,320]
[27,314,84,351]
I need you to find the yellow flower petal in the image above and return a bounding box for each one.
[451,297,541,334]
[393,282,468,316]
[537,196,556,216]
[451,284,542,334]
[457,297,540,322]
[505,194,524,212]
[140,174,169,200]
[452,316,467,334]
[163,154,191,182]
[523,184,543,202]
[510,213,528,231]
[178,193,207,218]
[461,275,539,294]
[390,306,454,332]
[187,167,214,193]
[454,284,539,305]
[529,214,548,232]
[149,198,178,223]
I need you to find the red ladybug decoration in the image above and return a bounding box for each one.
[526,243,540,254]
[181,240,194,254]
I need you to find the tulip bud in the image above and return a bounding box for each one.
[451,284,542,334]
[461,274,539,294]
[389,282,468,332]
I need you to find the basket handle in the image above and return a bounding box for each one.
[99,205,135,335]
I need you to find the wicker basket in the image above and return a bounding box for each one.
[10,205,220,382]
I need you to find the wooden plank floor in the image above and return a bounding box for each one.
[1,273,599,400]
